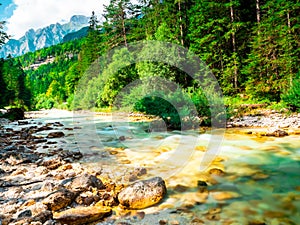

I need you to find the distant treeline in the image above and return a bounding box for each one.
[0,0,299,127]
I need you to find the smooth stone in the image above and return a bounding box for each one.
[252,173,269,180]
[181,191,209,204]
[118,177,167,209]
[205,207,221,220]
[208,168,225,176]
[53,206,112,225]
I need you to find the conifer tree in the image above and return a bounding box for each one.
[243,0,299,101]
[0,4,9,48]
[103,0,137,47]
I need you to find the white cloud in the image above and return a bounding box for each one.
[6,0,109,39]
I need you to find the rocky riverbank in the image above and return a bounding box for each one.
[227,110,300,136]
[0,118,168,225]
[1,109,300,224]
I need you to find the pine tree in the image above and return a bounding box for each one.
[243,0,300,101]
[0,4,9,48]
[0,59,8,107]
[103,0,138,47]
[89,11,99,31]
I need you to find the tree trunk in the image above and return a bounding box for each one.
[178,1,184,46]
[287,10,292,84]
[121,10,128,47]
[230,2,238,90]
[287,10,291,33]
[256,0,261,24]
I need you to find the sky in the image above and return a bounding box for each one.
[0,0,110,39]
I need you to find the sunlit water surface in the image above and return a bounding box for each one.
[35,114,300,224]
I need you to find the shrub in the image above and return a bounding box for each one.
[35,94,55,110]
[133,88,208,130]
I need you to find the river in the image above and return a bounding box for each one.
[24,111,300,224]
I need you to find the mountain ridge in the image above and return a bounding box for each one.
[0,15,89,58]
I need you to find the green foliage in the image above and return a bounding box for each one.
[0,0,299,129]
[267,101,288,112]
[0,57,31,108]
[100,48,138,105]
[134,96,182,129]
[242,0,299,102]
[63,27,89,43]
[66,94,74,110]
[133,88,199,130]
[35,93,55,110]
[282,74,300,111]
[186,87,210,118]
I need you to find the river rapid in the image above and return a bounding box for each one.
[2,110,300,224]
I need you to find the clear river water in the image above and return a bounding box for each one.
[34,112,300,224]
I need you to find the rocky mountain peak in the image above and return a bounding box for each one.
[0,15,89,58]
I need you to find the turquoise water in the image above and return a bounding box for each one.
[40,115,300,224]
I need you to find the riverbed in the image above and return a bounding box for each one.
[1,110,300,224]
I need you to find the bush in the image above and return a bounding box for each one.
[35,94,55,110]
[133,88,207,130]
[134,96,182,129]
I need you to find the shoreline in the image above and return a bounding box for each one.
[23,108,300,130]
[226,110,300,136]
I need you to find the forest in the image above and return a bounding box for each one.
[0,0,299,127]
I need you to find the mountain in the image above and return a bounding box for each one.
[62,26,89,43]
[0,15,89,58]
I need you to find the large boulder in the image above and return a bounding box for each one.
[118,176,167,209]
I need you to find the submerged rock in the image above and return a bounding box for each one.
[118,176,167,209]
[197,180,208,193]
[46,131,65,138]
[266,129,288,137]
[53,206,112,225]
